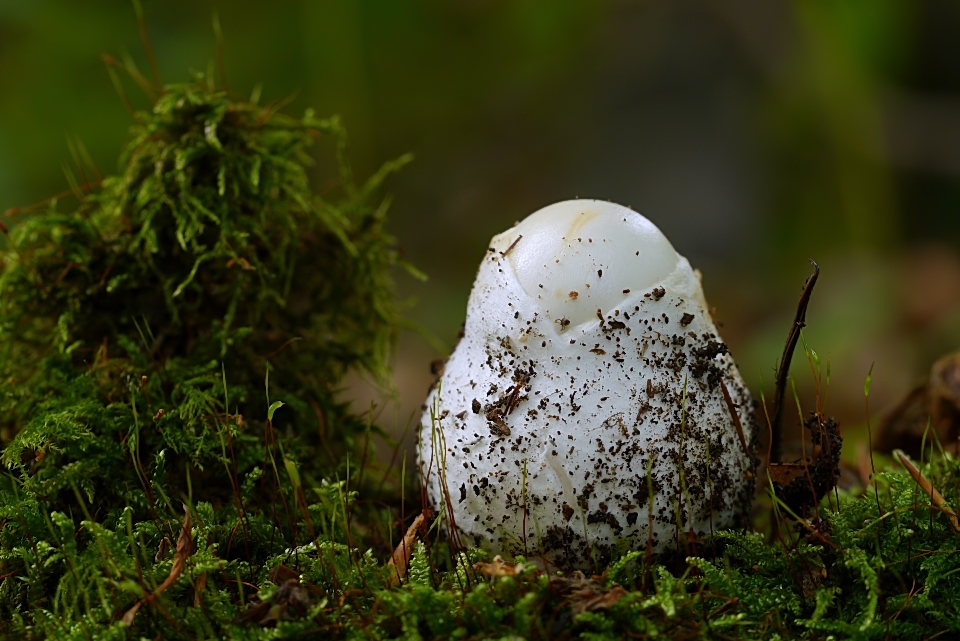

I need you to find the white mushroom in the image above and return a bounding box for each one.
[419,199,758,570]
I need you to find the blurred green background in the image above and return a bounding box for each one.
[2,0,959,452]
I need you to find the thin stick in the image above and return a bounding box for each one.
[769,261,820,463]
[720,380,749,456]
[501,234,523,257]
[894,449,960,534]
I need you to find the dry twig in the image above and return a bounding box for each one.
[894,449,960,534]
[770,261,820,463]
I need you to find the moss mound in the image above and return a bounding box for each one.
[0,71,414,492]
[0,70,416,636]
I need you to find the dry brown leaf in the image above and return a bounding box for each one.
[473,555,524,578]
[548,571,629,616]
[154,536,171,563]
[877,352,960,456]
[570,585,627,616]
[794,554,828,601]
[235,578,313,627]
[121,505,194,626]
[269,564,300,584]
[233,565,324,627]
[894,449,960,534]
[387,509,431,586]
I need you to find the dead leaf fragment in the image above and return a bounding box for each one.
[571,585,627,616]
[473,555,524,578]
[155,536,171,562]
[235,578,314,626]
[794,554,827,601]
[770,414,843,518]
[548,571,628,616]
[269,564,300,584]
[876,352,960,456]
[122,505,193,626]
[387,510,431,586]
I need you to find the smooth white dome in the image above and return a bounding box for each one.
[496,200,679,328]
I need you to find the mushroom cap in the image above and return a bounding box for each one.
[500,200,679,328]
[419,200,758,570]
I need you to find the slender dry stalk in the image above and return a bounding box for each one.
[894,449,960,534]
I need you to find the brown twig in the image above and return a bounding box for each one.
[769,261,820,463]
[894,449,960,534]
[720,379,750,456]
[500,234,523,257]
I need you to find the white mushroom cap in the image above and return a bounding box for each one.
[419,199,758,570]
[501,200,679,328]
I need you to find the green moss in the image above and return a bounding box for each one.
[0,67,417,493]
[0,66,416,637]
[3,53,960,641]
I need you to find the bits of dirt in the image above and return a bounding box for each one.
[770,413,842,518]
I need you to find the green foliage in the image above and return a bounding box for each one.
[1,73,413,429]
[0,63,417,499]
[10,447,960,639]
[0,64,417,638]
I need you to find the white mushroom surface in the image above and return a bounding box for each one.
[419,200,758,570]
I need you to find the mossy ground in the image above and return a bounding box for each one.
[2,56,960,641]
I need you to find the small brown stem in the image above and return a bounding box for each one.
[894,449,960,534]
[720,379,749,456]
[769,261,820,463]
